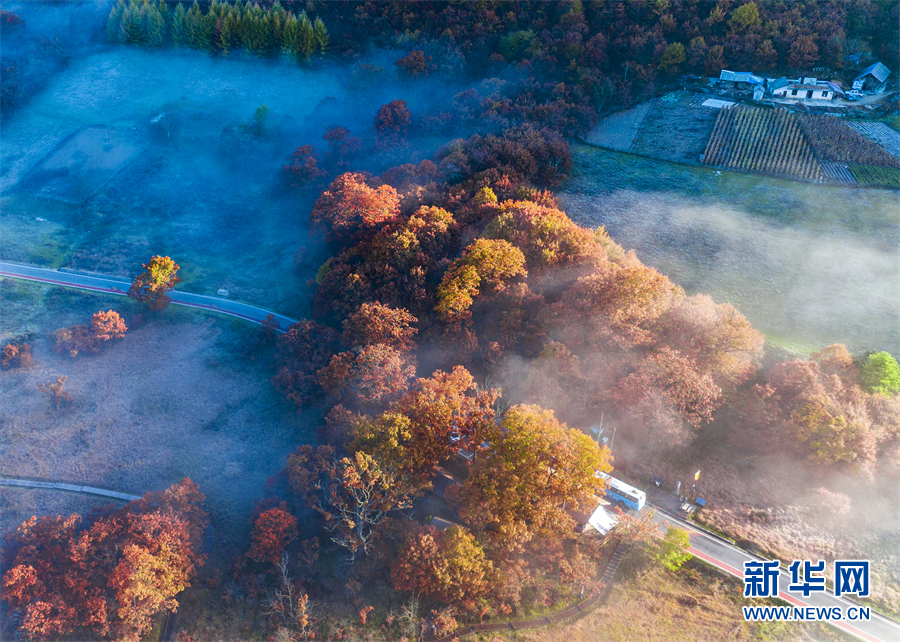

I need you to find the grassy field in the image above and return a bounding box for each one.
[0,278,317,562]
[480,554,852,642]
[0,47,470,320]
[558,142,900,356]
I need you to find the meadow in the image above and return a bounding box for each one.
[0,46,465,319]
[0,278,314,562]
[558,142,900,356]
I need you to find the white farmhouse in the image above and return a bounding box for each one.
[773,83,835,101]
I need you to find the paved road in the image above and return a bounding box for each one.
[0,261,298,332]
[649,508,899,642]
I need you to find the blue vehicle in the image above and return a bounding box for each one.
[597,472,646,511]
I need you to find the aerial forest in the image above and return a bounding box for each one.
[1,1,899,640]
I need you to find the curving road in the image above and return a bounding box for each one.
[649,507,900,642]
[0,261,298,332]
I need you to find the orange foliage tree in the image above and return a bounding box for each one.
[451,404,610,552]
[127,256,181,311]
[287,446,411,561]
[247,504,299,566]
[1,479,207,642]
[318,343,416,405]
[342,302,418,353]
[391,525,494,611]
[53,311,127,358]
[1,342,34,369]
[351,366,499,491]
[311,172,400,242]
[91,310,128,342]
[436,239,527,322]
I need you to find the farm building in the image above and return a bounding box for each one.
[718,70,764,89]
[767,77,790,94]
[583,503,619,536]
[773,83,835,101]
[853,62,891,91]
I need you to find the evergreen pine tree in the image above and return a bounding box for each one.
[281,14,300,61]
[270,2,286,51]
[200,9,217,52]
[157,0,170,44]
[219,14,236,56]
[171,3,187,47]
[146,4,166,48]
[298,12,314,60]
[313,17,328,53]
[258,12,274,57]
[185,1,203,49]
[106,0,126,44]
[240,16,253,55]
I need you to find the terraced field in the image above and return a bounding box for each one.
[702,106,823,181]
[848,121,900,157]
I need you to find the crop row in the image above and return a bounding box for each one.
[799,115,900,168]
[847,163,900,189]
[846,122,900,159]
[702,106,823,181]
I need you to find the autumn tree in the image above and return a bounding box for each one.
[451,404,611,551]
[812,344,857,385]
[753,359,880,471]
[287,446,411,561]
[789,34,819,70]
[352,366,499,491]
[374,99,411,135]
[1,342,34,369]
[704,44,725,75]
[483,200,605,274]
[342,302,418,353]
[318,343,416,405]
[1,480,207,642]
[395,50,433,76]
[283,144,326,185]
[37,376,73,408]
[658,42,686,74]
[272,320,341,409]
[728,2,761,34]
[310,172,400,242]
[315,205,456,318]
[612,347,722,447]
[655,294,763,390]
[323,125,362,169]
[247,504,299,566]
[436,239,527,322]
[127,255,181,311]
[755,39,778,69]
[53,323,99,358]
[91,310,128,342]
[549,253,681,350]
[391,525,494,611]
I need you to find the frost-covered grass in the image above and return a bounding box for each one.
[559,142,900,355]
[0,47,468,320]
[0,278,316,557]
